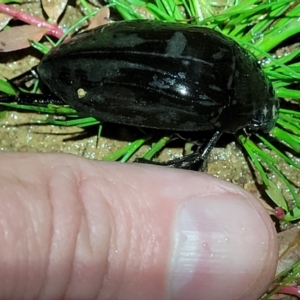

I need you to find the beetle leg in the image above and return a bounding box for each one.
[197,130,223,164]
[1,67,65,106]
[135,130,223,171]
[10,68,38,87]
[0,93,65,106]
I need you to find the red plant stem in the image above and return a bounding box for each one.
[0,3,63,39]
[279,285,300,297]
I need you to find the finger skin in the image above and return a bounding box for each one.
[0,153,278,300]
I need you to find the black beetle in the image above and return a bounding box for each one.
[3,20,279,169]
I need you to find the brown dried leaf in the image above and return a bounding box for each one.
[277,227,300,275]
[87,6,110,30]
[0,25,48,52]
[41,0,68,22]
[0,13,11,31]
[258,197,276,216]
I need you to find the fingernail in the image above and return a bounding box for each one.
[167,193,273,300]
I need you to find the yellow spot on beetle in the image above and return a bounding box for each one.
[77,88,87,98]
